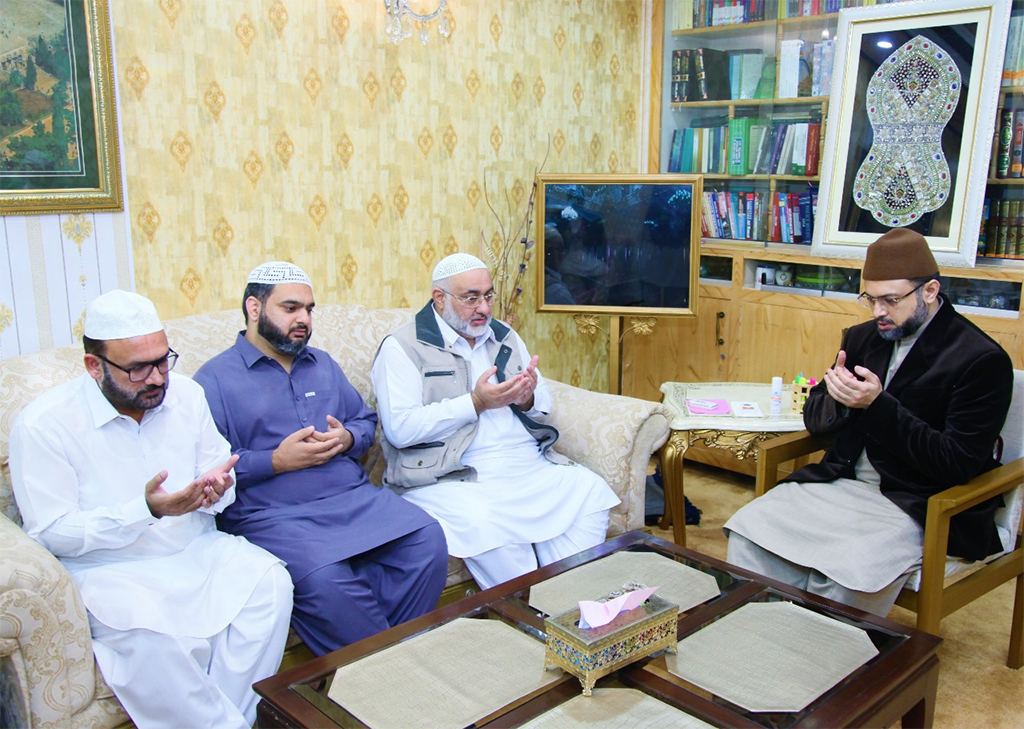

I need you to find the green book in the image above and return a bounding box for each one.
[996,109,1013,179]
[1009,200,1023,258]
[995,199,1012,257]
[754,56,776,100]
[728,118,754,175]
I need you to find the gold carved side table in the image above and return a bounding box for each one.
[658,382,806,546]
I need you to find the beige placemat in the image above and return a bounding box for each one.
[529,551,721,617]
[666,601,879,713]
[519,688,715,728]
[327,618,559,729]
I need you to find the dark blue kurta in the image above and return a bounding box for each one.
[194,333,437,583]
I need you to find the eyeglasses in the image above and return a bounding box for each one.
[440,288,496,307]
[96,349,179,382]
[857,282,925,311]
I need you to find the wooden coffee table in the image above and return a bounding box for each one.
[255,532,941,728]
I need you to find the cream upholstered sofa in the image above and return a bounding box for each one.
[0,303,671,728]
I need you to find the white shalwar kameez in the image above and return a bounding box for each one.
[372,313,620,589]
[725,317,935,616]
[10,373,292,729]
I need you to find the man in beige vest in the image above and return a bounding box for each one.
[371,253,619,589]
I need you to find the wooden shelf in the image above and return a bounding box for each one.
[670,19,776,38]
[779,13,840,28]
[670,95,828,110]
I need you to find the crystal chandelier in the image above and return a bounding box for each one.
[384,0,451,46]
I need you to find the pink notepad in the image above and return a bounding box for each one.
[686,398,731,415]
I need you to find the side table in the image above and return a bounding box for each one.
[658,382,806,546]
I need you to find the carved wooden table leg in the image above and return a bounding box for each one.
[657,431,690,547]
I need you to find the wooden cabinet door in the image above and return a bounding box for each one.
[734,301,864,383]
[621,290,734,400]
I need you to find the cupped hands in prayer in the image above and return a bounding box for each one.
[823,350,882,409]
[145,454,240,517]
[471,355,540,413]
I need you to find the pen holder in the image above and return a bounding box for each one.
[791,381,811,413]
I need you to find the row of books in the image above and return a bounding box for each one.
[670,41,833,103]
[671,0,905,30]
[778,38,835,98]
[667,0,768,30]
[670,48,769,102]
[668,117,821,177]
[751,120,821,176]
[979,198,1024,259]
[778,1,903,18]
[994,107,1024,179]
[669,1,901,30]
[700,188,818,244]
[667,123,729,174]
[1002,13,1024,87]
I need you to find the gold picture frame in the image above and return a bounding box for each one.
[535,173,703,318]
[812,0,1012,267]
[0,0,122,216]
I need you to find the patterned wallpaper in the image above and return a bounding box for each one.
[108,0,648,391]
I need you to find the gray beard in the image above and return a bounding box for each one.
[440,301,491,339]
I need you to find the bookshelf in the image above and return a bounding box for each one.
[984,84,1024,260]
[626,0,1024,400]
[653,4,841,246]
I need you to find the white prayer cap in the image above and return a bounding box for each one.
[247,261,312,287]
[84,290,163,340]
[432,253,488,282]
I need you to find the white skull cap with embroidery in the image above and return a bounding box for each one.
[84,290,164,340]
[247,261,313,287]
[432,253,488,282]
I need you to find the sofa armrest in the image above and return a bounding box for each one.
[544,380,671,535]
[0,514,99,727]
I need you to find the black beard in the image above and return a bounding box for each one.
[99,364,167,412]
[877,296,929,341]
[258,309,311,356]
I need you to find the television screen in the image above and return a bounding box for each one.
[536,174,702,317]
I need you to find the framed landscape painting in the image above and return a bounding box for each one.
[812,0,1011,267]
[0,0,122,216]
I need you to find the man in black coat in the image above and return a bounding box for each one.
[724,228,1014,616]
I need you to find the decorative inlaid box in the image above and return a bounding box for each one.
[544,594,679,696]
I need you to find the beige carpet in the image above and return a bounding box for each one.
[651,461,1024,729]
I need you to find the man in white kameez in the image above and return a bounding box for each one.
[10,290,293,729]
[371,254,619,590]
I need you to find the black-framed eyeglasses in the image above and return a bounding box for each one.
[857,282,925,311]
[439,288,496,307]
[96,349,179,382]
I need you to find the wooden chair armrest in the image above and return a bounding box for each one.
[922,458,1024,519]
[754,430,834,497]
[913,457,1024,626]
[919,457,1024,568]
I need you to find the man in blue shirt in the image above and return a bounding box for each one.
[194,262,447,655]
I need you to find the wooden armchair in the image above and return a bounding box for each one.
[754,369,1024,670]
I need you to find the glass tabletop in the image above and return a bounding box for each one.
[256,534,937,729]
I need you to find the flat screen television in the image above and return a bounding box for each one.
[535,174,703,317]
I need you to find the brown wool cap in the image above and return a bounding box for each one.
[862,228,939,281]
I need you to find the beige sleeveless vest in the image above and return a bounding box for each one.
[376,302,560,490]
